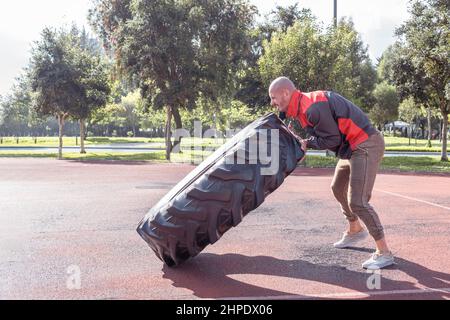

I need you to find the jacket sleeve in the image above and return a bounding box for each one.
[305,105,342,150]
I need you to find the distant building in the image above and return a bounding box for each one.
[384,121,411,137]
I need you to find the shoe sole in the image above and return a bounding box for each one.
[363,260,395,270]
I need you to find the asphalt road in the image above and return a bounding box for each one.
[1,159,449,300]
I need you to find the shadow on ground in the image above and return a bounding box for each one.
[162,251,450,300]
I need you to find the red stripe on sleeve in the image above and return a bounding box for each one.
[337,118,369,150]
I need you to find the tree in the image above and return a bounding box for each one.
[379,44,435,146]
[235,5,314,111]
[258,18,376,110]
[270,4,312,32]
[0,96,3,134]
[120,91,144,137]
[0,91,25,137]
[89,0,256,160]
[90,102,125,136]
[29,28,74,159]
[88,0,133,55]
[324,19,377,110]
[28,26,110,158]
[398,97,422,145]
[393,0,449,161]
[369,82,399,130]
[68,27,111,153]
[0,74,41,137]
[259,18,326,91]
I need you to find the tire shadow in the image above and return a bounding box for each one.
[162,252,450,300]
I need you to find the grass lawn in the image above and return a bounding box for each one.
[0,151,168,161]
[380,156,450,173]
[1,135,448,152]
[300,155,450,174]
[0,136,225,148]
[0,136,156,146]
[383,136,448,152]
[1,149,449,174]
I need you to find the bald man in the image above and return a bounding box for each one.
[269,76,394,270]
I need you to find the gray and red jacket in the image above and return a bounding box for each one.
[286,90,376,159]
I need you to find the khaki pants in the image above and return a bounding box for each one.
[331,131,385,241]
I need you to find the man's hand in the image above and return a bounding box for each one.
[286,122,307,163]
[288,122,301,141]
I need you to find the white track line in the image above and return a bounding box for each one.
[375,189,450,211]
[220,287,450,300]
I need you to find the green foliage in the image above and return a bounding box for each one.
[389,0,450,160]
[369,81,400,128]
[90,0,256,110]
[258,18,376,110]
[259,18,324,90]
[29,28,77,118]
[28,26,110,120]
[90,90,145,135]
[398,97,421,124]
[88,0,133,53]
[384,0,449,112]
[179,99,262,132]
[326,20,377,109]
[1,75,35,135]
[235,5,314,110]
[89,0,257,158]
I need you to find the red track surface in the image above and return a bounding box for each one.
[1,158,449,300]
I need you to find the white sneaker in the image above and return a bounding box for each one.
[333,229,368,249]
[362,252,395,270]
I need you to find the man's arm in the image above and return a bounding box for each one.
[305,105,341,150]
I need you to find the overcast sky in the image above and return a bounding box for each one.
[0,0,411,97]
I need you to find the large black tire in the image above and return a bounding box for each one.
[137,113,304,266]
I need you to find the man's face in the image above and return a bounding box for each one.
[269,88,290,113]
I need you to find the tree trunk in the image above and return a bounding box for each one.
[172,106,183,151]
[426,108,432,148]
[441,109,448,162]
[165,106,173,161]
[84,122,88,140]
[408,122,413,146]
[57,113,66,160]
[80,119,86,154]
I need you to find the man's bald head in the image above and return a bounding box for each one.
[268,77,297,113]
[269,77,296,93]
